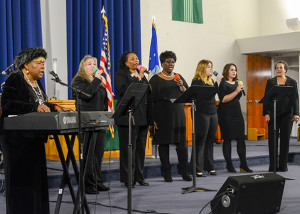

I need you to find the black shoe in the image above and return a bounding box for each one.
[182,173,192,181]
[85,187,99,194]
[196,172,206,177]
[226,165,237,173]
[97,183,110,191]
[208,170,217,175]
[137,180,149,186]
[125,183,135,188]
[240,166,253,173]
[163,173,173,182]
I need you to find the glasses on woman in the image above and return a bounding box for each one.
[164,60,176,64]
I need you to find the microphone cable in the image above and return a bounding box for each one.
[198,190,227,214]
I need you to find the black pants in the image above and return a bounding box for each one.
[191,113,218,172]
[158,143,189,175]
[2,132,49,214]
[222,138,248,168]
[83,131,105,190]
[118,125,148,183]
[268,114,293,171]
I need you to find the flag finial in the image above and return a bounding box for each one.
[152,16,156,23]
[101,6,106,15]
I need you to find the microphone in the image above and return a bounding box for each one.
[92,68,106,77]
[174,74,183,91]
[49,70,61,82]
[2,63,14,75]
[137,65,150,74]
[213,71,218,76]
[238,81,246,96]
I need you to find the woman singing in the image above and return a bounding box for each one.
[72,55,110,194]
[149,50,192,182]
[1,47,71,214]
[191,60,222,177]
[114,52,152,187]
[263,60,299,172]
[218,63,252,173]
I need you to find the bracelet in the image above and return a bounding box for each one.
[53,104,57,109]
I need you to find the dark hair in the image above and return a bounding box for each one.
[118,51,135,70]
[222,63,238,81]
[14,47,47,69]
[159,51,177,64]
[274,60,288,72]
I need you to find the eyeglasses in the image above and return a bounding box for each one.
[164,60,176,64]
[33,60,45,66]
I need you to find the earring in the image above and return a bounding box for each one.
[26,69,29,74]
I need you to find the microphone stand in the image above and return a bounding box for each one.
[50,73,91,214]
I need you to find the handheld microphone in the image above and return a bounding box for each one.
[92,68,106,77]
[174,74,183,91]
[213,71,218,76]
[238,81,246,96]
[2,63,14,75]
[137,65,150,74]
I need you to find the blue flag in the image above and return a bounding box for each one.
[148,23,160,78]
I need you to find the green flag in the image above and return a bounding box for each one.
[172,0,203,24]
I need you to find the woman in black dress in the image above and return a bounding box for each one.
[114,52,152,187]
[149,50,192,182]
[263,60,299,172]
[191,59,222,177]
[218,63,252,173]
[72,55,110,194]
[1,47,71,214]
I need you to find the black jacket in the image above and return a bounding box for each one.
[263,76,299,118]
[72,76,108,111]
[1,71,55,117]
[114,68,153,126]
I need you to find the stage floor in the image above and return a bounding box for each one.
[0,138,299,213]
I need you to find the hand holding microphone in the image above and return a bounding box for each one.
[174,74,184,91]
[237,81,246,96]
[212,71,223,85]
[92,68,106,80]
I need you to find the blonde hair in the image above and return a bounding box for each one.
[72,55,97,84]
[192,59,213,86]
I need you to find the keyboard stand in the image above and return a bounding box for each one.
[52,131,91,214]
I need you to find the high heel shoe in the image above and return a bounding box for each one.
[240,166,253,173]
[196,172,206,177]
[208,170,217,175]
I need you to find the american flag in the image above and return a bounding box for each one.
[99,8,114,138]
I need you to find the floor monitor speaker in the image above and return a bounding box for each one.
[210,173,285,214]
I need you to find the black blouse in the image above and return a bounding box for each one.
[263,76,299,118]
[191,78,218,114]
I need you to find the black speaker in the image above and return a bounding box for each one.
[210,173,285,214]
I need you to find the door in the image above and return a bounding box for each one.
[247,55,272,138]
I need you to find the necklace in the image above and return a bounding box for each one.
[161,71,173,78]
[23,71,45,105]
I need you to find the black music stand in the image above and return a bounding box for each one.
[258,85,292,173]
[174,85,216,194]
[113,83,149,214]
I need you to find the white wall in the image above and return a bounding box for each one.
[140,0,260,113]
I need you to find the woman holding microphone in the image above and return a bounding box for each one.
[218,63,252,173]
[191,60,222,177]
